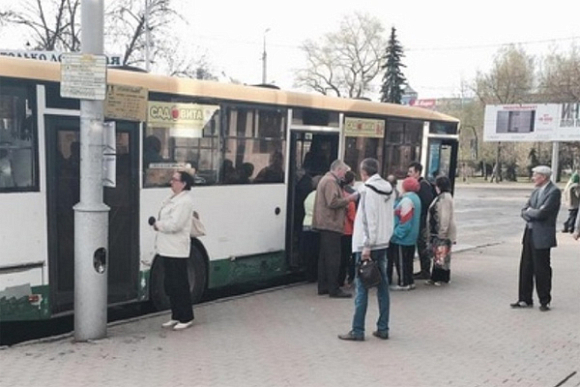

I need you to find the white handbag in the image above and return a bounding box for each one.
[190,211,206,237]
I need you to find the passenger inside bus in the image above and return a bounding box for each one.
[254,150,284,183]
[0,146,15,188]
[143,135,164,168]
[237,162,255,184]
[303,137,331,177]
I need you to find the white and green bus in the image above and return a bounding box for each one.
[0,56,459,321]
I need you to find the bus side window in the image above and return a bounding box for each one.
[222,106,286,185]
[0,84,37,192]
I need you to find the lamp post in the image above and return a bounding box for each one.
[144,0,151,72]
[261,28,270,84]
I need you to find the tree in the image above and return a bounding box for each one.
[537,44,580,177]
[380,26,406,104]
[0,0,81,51]
[0,0,216,79]
[473,45,536,182]
[294,12,386,99]
[538,44,580,102]
[105,0,178,68]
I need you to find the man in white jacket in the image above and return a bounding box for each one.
[339,158,394,341]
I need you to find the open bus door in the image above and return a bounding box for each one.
[45,116,140,314]
[286,131,339,271]
[426,138,459,193]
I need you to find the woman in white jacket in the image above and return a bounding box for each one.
[152,171,195,330]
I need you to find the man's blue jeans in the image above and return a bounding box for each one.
[351,248,390,337]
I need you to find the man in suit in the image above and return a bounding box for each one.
[511,165,561,312]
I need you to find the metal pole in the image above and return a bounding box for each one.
[75,0,109,341]
[551,141,560,182]
[145,0,150,72]
[261,28,270,84]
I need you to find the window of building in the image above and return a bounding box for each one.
[222,106,286,184]
[0,81,37,192]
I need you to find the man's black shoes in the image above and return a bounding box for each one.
[329,290,352,298]
[372,330,389,340]
[413,271,430,280]
[510,301,533,308]
[338,331,364,341]
[539,304,551,312]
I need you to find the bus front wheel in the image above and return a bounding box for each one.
[149,244,207,311]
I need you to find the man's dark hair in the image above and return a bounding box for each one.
[361,158,379,176]
[408,161,423,173]
[178,171,194,190]
[435,175,451,193]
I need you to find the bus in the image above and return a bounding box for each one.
[0,56,459,321]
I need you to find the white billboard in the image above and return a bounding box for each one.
[484,103,580,142]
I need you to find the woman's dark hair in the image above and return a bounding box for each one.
[343,170,356,185]
[435,175,451,193]
[177,171,194,190]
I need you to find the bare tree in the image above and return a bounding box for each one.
[0,0,217,79]
[106,0,177,68]
[0,0,81,51]
[473,45,536,182]
[538,44,580,102]
[294,12,386,99]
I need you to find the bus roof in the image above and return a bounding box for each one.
[1,56,459,123]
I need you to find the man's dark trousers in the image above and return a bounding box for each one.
[417,225,430,276]
[318,230,342,295]
[518,228,552,306]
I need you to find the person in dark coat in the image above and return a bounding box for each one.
[510,165,561,312]
[407,162,435,279]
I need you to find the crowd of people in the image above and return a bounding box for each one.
[303,160,457,302]
[150,157,578,336]
[294,158,456,341]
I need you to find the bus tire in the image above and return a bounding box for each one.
[187,242,207,304]
[149,244,207,312]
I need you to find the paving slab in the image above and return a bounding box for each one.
[1,235,579,387]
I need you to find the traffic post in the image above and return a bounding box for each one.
[60,0,109,341]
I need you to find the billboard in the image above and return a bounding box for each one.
[484,103,580,142]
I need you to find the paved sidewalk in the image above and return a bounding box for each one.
[2,236,579,387]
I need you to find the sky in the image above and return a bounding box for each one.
[2,0,580,99]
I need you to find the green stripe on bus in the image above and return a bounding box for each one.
[208,252,287,289]
[0,285,50,322]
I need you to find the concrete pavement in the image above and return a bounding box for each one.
[1,235,579,387]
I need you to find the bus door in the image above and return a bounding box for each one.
[426,137,458,193]
[286,131,339,269]
[46,116,140,314]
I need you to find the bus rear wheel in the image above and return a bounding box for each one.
[149,244,207,311]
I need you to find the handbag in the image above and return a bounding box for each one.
[357,259,381,289]
[190,210,206,238]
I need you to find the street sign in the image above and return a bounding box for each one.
[60,53,107,100]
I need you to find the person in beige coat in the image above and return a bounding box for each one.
[425,175,457,286]
[312,160,358,298]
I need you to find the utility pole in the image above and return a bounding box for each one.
[145,0,151,72]
[75,0,109,341]
[261,28,270,84]
[551,141,560,182]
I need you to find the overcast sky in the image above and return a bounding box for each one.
[2,0,579,99]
